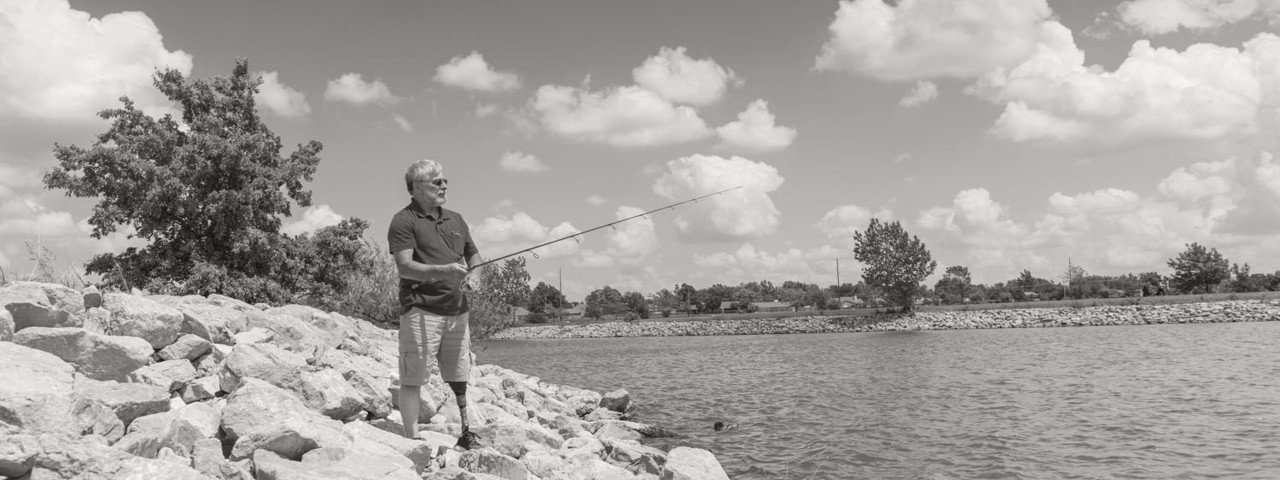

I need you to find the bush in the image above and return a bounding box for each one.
[526,313,549,324]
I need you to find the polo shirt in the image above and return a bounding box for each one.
[387,201,479,315]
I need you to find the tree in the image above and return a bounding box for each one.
[584,286,625,319]
[933,265,972,304]
[804,288,831,312]
[650,289,680,318]
[852,218,936,312]
[469,257,532,339]
[622,291,649,320]
[1062,264,1088,299]
[528,281,567,315]
[44,60,336,303]
[1167,243,1230,294]
[676,283,698,313]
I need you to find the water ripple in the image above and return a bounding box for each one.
[481,322,1280,479]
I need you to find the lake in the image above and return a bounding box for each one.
[479,321,1280,479]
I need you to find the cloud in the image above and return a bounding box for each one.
[499,151,549,173]
[970,27,1280,146]
[714,99,798,153]
[817,205,892,240]
[586,195,608,206]
[1117,0,1280,34]
[530,84,712,147]
[0,0,193,124]
[892,152,913,163]
[916,188,1049,276]
[692,243,850,287]
[814,0,1054,80]
[254,71,311,118]
[652,154,785,242]
[632,46,739,106]
[281,205,344,236]
[392,115,413,132]
[434,51,521,92]
[476,104,499,118]
[473,212,581,260]
[324,73,397,106]
[603,206,659,264]
[898,81,939,108]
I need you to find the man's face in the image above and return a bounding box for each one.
[412,175,448,208]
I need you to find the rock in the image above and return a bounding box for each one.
[11,327,153,381]
[246,310,337,359]
[303,447,418,478]
[583,407,623,422]
[253,448,417,480]
[170,302,251,345]
[342,421,435,472]
[74,376,171,428]
[346,369,394,419]
[218,342,306,393]
[0,281,83,331]
[602,438,666,474]
[468,423,530,459]
[166,402,222,454]
[221,378,348,460]
[661,447,730,480]
[293,369,366,420]
[1,432,206,480]
[228,416,348,461]
[102,292,184,349]
[593,421,642,442]
[129,359,198,392]
[193,344,231,376]
[0,309,12,341]
[82,285,103,309]
[180,375,222,403]
[190,438,225,477]
[458,447,534,480]
[231,326,274,345]
[219,378,312,441]
[71,397,125,444]
[78,307,112,334]
[0,342,77,435]
[519,449,563,479]
[559,436,605,462]
[600,388,630,413]
[157,334,213,361]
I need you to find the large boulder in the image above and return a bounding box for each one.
[70,397,125,444]
[293,369,366,420]
[103,292,183,349]
[221,378,349,460]
[128,359,198,392]
[600,388,631,413]
[246,310,338,359]
[0,342,77,435]
[0,281,83,332]
[458,447,534,480]
[341,421,436,472]
[11,327,153,381]
[218,342,307,393]
[661,447,730,480]
[115,403,220,458]
[169,302,251,345]
[157,333,213,361]
[74,376,171,428]
[0,432,206,480]
[253,448,418,480]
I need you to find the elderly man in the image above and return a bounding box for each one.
[387,159,480,448]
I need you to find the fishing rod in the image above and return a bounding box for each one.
[469,185,743,271]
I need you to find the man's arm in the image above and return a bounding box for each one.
[394,249,467,284]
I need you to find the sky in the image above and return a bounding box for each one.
[3,0,1280,301]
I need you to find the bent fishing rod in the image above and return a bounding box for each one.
[469,185,743,271]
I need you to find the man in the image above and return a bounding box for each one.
[387,159,480,448]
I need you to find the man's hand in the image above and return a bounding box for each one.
[462,270,481,291]
[437,263,469,286]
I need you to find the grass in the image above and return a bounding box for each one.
[0,238,86,289]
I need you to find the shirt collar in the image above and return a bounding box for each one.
[408,200,449,221]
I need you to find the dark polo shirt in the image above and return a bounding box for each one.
[387,201,479,316]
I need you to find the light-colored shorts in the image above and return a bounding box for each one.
[398,307,471,385]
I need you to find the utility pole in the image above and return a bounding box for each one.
[558,267,563,322]
[836,258,841,287]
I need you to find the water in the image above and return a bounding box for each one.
[478,322,1280,479]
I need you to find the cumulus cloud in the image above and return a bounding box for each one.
[916,188,1050,276]
[817,205,892,240]
[530,84,712,147]
[586,195,608,206]
[898,81,939,108]
[392,115,413,132]
[603,206,659,264]
[281,205,344,236]
[476,104,499,118]
[814,0,1054,80]
[714,99,798,153]
[254,71,311,118]
[970,27,1280,146]
[892,152,913,163]
[473,212,581,260]
[499,151,549,173]
[632,46,739,106]
[652,154,785,242]
[0,0,193,123]
[692,243,850,287]
[324,73,397,106]
[434,51,521,92]
[1117,0,1280,34]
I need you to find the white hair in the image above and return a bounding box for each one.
[405,159,443,192]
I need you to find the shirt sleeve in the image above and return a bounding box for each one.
[387,211,417,254]
[461,214,479,259]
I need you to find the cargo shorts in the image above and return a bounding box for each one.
[398,307,471,385]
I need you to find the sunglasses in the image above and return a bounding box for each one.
[415,178,448,187]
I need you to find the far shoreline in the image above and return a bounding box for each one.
[491,297,1280,340]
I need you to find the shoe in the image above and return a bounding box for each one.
[455,430,480,450]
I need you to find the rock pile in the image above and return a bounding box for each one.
[493,300,1280,339]
[1,281,729,480]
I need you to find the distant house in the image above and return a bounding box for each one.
[718,301,740,313]
[751,301,793,313]
[560,303,585,319]
[511,306,532,322]
[835,296,865,309]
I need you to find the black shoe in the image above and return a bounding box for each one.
[455,430,480,450]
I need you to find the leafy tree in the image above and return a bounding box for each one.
[934,265,971,304]
[44,60,336,303]
[676,283,698,313]
[528,281,567,315]
[650,289,680,317]
[584,286,625,319]
[469,257,532,339]
[852,219,936,312]
[1167,243,1230,294]
[697,283,736,313]
[1061,264,1089,299]
[622,291,649,319]
[804,288,831,312]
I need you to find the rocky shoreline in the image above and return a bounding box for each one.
[1,281,729,480]
[491,299,1280,340]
